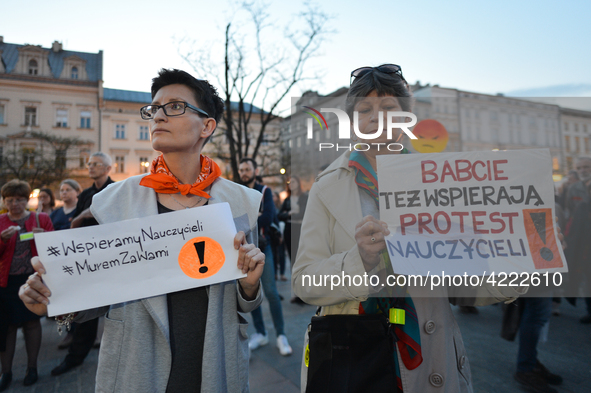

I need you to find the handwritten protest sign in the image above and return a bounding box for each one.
[377,149,567,276]
[34,202,245,316]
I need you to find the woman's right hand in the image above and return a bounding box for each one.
[19,257,51,316]
[355,215,390,272]
[1,226,19,242]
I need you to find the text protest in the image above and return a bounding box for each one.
[34,203,244,316]
[377,149,567,277]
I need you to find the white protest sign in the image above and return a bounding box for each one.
[377,149,567,276]
[34,202,245,316]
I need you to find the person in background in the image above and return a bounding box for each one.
[272,191,287,281]
[0,180,53,391]
[239,157,293,356]
[49,179,82,350]
[37,188,55,215]
[50,179,82,231]
[50,152,115,376]
[557,169,578,216]
[564,157,591,324]
[278,175,308,304]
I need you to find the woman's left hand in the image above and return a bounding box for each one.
[234,231,264,300]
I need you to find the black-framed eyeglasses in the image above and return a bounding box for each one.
[86,162,105,168]
[350,64,406,85]
[140,101,210,120]
[4,197,28,205]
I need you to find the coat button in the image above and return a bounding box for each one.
[424,320,436,334]
[459,355,466,369]
[429,373,444,387]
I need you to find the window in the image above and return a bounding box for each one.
[71,66,78,79]
[80,111,91,128]
[56,109,68,128]
[28,59,38,75]
[115,156,125,173]
[79,149,90,168]
[139,157,150,173]
[24,107,37,126]
[115,124,126,139]
[139,125,149,140]
[575,136,581,153]
[22,148,35,168]
[55,149,67,170]
[565,135,571,152]
[0,105,4,124]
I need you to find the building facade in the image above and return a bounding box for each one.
[283,84,590,186]
[0,38,159,186]
[0,38,102,187]
[1,37,284,188]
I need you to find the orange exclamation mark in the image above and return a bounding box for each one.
[522,209,563,269]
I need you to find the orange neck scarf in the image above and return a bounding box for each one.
[139,154,221,198]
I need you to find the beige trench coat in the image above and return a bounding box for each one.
[293,151,526,393]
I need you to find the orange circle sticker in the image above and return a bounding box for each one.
[178,237,225,279]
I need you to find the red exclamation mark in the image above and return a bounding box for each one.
[523,209,563,269]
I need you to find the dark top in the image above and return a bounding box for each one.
[278,192,309,223]
[253,183,276,235]
[158,202,209,393]
[50,207,77,230]
[74,177,115,227]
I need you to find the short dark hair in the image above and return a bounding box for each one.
[39,188,56,208]
[151,69,225,143]
[346,68,413,117]
[239,157,258,170]
[1,179,31,199]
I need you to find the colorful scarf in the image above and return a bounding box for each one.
[348,149,422,391]
[139,154,221,198]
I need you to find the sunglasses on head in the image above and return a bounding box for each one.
[350,64,405,85]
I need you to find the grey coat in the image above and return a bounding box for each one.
[75,175,263,393]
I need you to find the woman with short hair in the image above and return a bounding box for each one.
[20,69,265,392]
[0,179,53,390]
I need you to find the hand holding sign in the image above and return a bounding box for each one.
[19,258,49,316]
[20,229,265,316]
[355,216,390,271]
[234,231,265,299]
[28,203,259,316]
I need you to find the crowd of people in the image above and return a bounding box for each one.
[0,156,115,391]
[0,65,587,393]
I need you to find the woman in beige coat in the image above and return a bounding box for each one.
[292,65,526,393]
